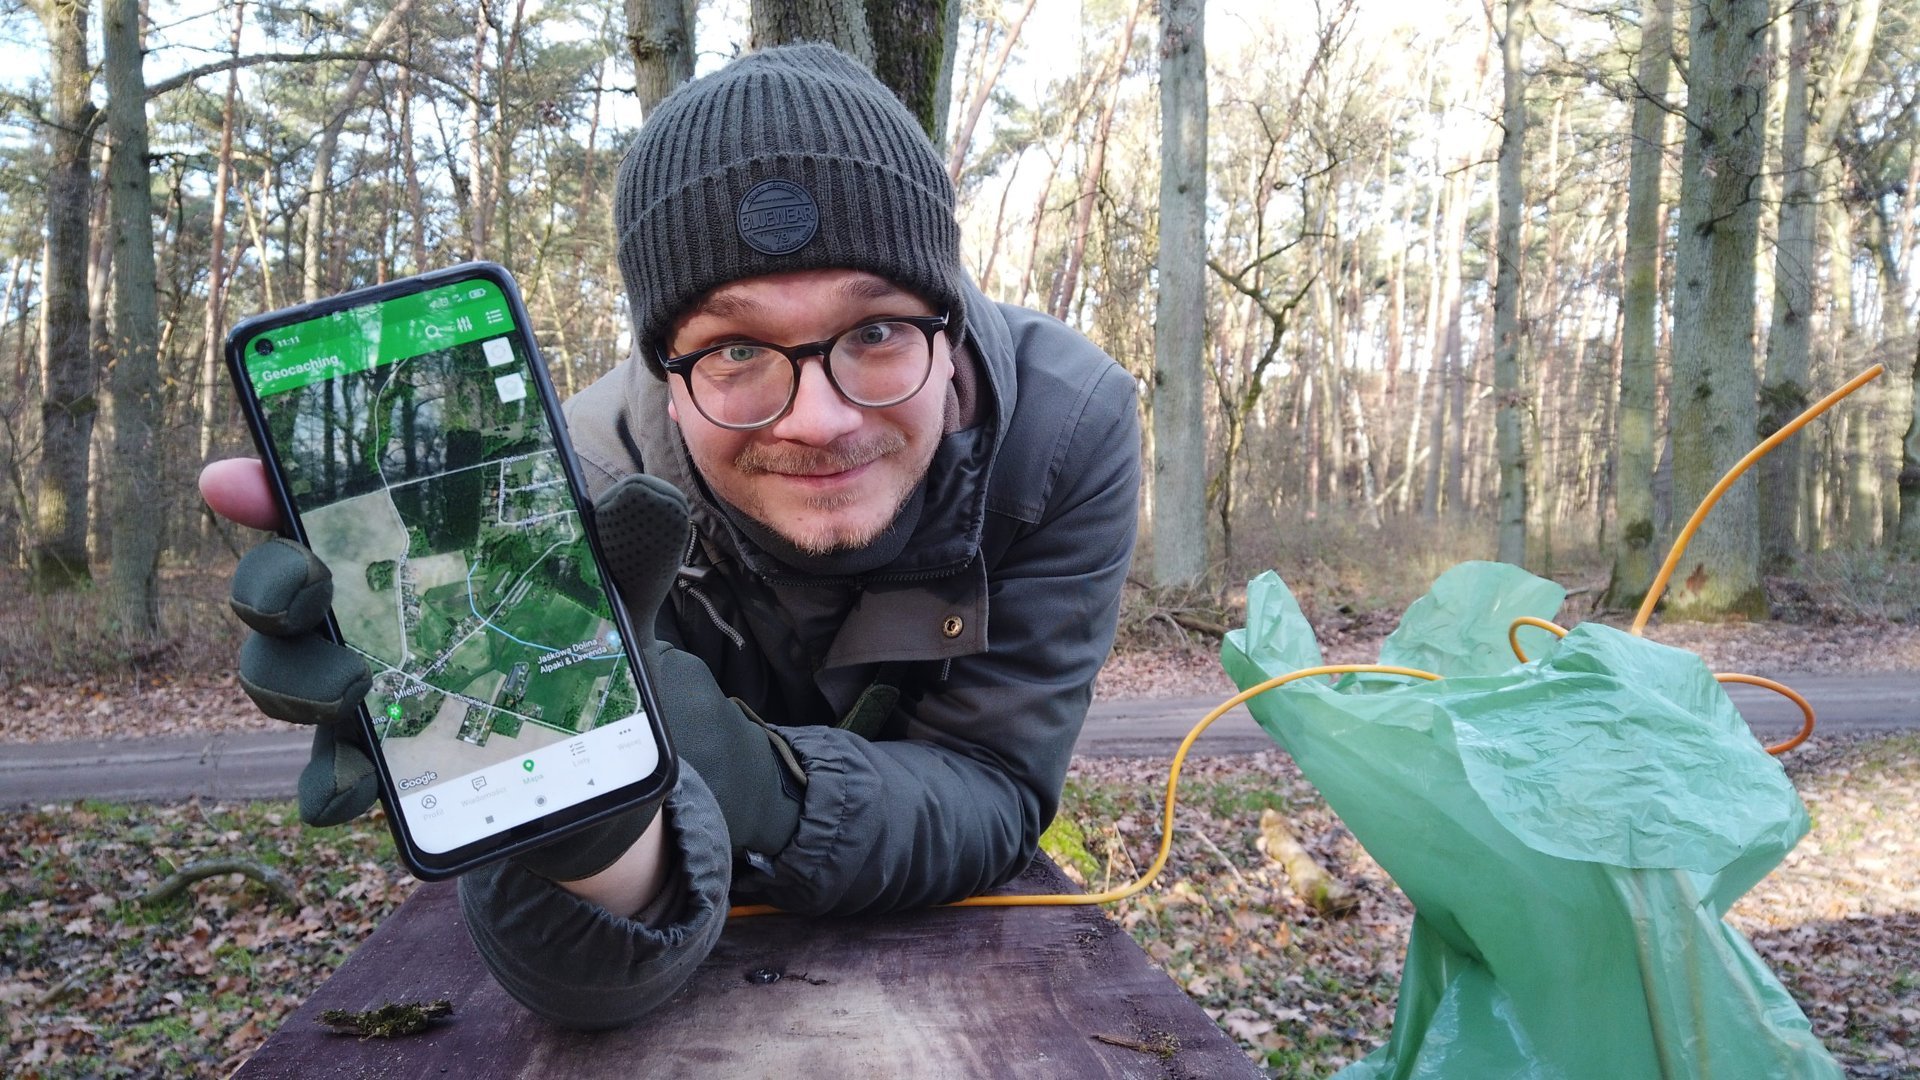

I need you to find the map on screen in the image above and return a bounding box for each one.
[242,278,655,853]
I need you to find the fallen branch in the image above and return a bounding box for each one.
[1256,809,1358,919]
[137,858,299,910]
[1170,612,1230,638]
[1090,1031,1179,1058]
[320,1000,453,1039]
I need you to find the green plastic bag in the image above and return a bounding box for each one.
[1221,562,1840,1079]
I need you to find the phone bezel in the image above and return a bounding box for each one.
[223,261,676,881]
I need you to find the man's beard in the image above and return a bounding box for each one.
[732,431,922,556]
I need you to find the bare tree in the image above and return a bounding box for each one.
[1050,0,1144,322]
[1493,0,1530,566]
[27,0,97,590]
[1762,0,1883,563]
[198,0,245,474]
[1606,0,1673,609]
[301,0,420,301]
[947,0,1039,181]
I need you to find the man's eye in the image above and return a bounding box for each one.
[722,345,767,363]
[853,323,896,347]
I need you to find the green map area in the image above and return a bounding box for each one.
[261,337,638,782]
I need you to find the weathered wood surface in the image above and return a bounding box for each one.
[235,857,1262,1079]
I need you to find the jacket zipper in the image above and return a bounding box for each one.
[676,529,747,649]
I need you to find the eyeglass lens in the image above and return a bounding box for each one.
[689,320,934,429]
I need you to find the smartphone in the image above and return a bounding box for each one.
[224,262,674,880]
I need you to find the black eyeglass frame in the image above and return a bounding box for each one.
[658,313,951,431]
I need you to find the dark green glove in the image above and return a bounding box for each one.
[230,538,380,827]
[230,539,658,881]
[592,474,806,863]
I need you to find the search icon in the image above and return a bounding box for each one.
[424,324,444,339]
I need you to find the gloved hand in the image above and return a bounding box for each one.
[592,474,805,864]
[230,540,657,882]
[229,472,803,875]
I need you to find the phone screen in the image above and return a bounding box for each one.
[231,268,663,869]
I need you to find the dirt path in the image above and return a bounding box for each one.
[3,672,1915,806]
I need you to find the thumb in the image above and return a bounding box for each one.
[590,474,692,632]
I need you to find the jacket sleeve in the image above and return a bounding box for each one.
[456,765,733,1030]
[732,361,1141,915]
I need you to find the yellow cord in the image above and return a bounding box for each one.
[728,366,1880,918]
[1507,615,1569,662]
[727,664,1440,918]
[1632,364,1884,636]
[1502,616,1811,756]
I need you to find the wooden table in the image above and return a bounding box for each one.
[235,858,1263,1079]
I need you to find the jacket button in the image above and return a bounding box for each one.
[941,615,964,639]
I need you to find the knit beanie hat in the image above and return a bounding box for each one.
[616,44,968,371]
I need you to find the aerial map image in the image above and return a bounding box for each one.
[259,324,640,789]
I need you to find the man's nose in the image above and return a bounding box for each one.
[767,358,864,445]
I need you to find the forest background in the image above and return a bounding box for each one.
[0,0,1914,659]
[1,2,1918,1076]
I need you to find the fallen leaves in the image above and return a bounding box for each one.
[2,798,410,1078]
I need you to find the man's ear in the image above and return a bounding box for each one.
[666,394,680,423]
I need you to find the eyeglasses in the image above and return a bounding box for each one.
[659,313,949,431]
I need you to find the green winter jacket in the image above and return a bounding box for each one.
[457,285,1140,1027]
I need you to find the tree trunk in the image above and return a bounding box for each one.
[1761,0,1882,565]
[461,2,491,260]
[398,50,428,270]
[628,0,694,114]
[477,0,528,259]
[1151,0,1207,588]
[103,0,162,632]
[751,0,874,67]
[1665,0,1768,621]
[1440,171,1470,515]
[199,0,244,475]
[1899,337,1920,553]
[1605,0,1672,609]
[1493,0,1529,566]
[29,0,97,590]
[1829,193,1880,546]
[868,0,959,142]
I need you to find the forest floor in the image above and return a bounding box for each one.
[3,571,1918,1076]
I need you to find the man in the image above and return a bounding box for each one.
[203,43,1139,1026]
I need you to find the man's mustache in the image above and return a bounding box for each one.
[733,432,907,477]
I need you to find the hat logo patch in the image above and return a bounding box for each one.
[738,180,818,256]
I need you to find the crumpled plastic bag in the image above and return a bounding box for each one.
[1221,561,1840,1079]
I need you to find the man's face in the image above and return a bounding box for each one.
[662,268,955,557]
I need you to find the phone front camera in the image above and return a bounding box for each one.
[255,338,275,355]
